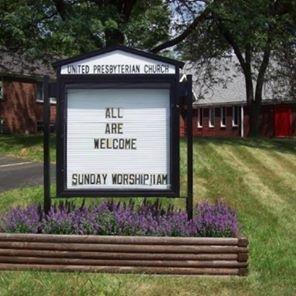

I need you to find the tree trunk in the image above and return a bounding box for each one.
[105,28,125,47]
[249,100,261,137]
[244,70,262,137]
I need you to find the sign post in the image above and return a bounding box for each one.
[50,46,193,217]
[43,75,51,213]
[186,75,193,220]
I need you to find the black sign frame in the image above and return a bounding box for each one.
[56,74,180,198]
[43,46,193,218]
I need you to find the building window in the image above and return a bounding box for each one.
[220,107,226,127]
[36,82,44,102]
[232,106,240,127]
[36,82,57,104]
[0,80,3,100]
[197,108,203,128]
[209,107,215,127]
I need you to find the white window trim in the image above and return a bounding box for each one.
[36,82,43,103]
[0,80,4,100]
[240,106,244,137]
[0,118,4,134]
[36,97,57,104]
[197,108,203,128]
[209,107,215,128]
[220,107,226,127]
[49,97,57,104]
[232,106,239,127]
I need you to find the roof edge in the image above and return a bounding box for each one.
[0,71,55,81]
[193,99,296,108]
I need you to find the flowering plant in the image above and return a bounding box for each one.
[0,200,239,237]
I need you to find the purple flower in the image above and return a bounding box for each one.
[0,200,239,237]
[193,201,238,237]
[0,205,41,233]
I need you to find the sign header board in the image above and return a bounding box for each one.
[60,50,176,75]
[55,46,183,197]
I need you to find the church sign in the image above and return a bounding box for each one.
[54,46,184,197]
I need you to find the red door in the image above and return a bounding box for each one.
[274,105,292,137]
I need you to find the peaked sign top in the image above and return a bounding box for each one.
[54,45,184,75]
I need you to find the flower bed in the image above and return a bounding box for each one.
[1,200,238,237]
[0,200,248,275]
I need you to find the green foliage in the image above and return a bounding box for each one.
[125,2,171,50]
[180,0,295,61]
[0,0,170,58]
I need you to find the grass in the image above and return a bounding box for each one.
[0,134,56,162]
[0,137,295,295]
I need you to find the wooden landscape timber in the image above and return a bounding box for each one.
[0,234,248,276]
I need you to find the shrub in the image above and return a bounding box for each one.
[193,201,239,237]
[0,205,41,233]
[0,200,239,237]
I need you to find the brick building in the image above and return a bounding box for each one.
[0,50,56,133]
[181,56,296,137]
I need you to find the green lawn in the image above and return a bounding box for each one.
[0,134,56,162]
[0,136,295,296]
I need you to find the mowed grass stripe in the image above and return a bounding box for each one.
[193,140,216,201]
[195,142,273,222]
[208,142,296,287]
[242,147,296,195]
[194,142,287,283]
[225,145,296,235]
[220,143,294,222]
[194,141,237,200]
[210,143,285,213]
[209,143,295,237]
[231,145,296,205]
[212,142,296,238]
[270,150,296,174]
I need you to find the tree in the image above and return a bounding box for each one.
[271,45,296,101]
[153,0,295,136]
[0,0,171,58]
